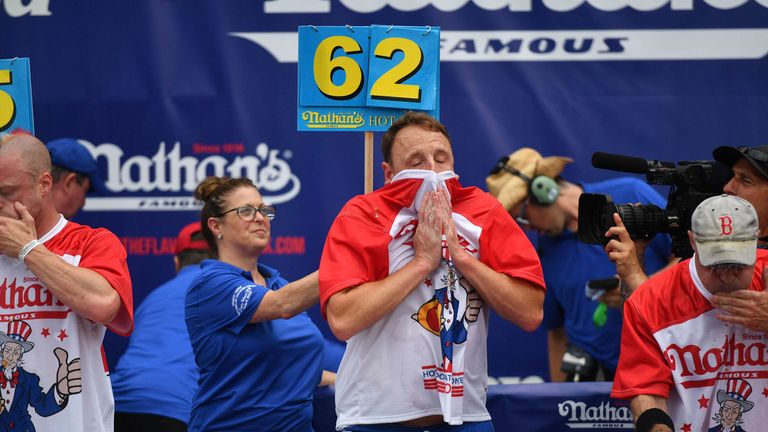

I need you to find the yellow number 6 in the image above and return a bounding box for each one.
[313,36,364,100]
[0,70,15,131]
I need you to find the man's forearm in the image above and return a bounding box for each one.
[452,251,543,331]
[23,246,121,325]
[631,395,673,432]
[326,258,434,341]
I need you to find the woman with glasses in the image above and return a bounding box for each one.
[185,176,330,432]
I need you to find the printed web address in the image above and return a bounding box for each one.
[121,236,306,256]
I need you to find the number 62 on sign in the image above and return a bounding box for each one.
[297,25,440,132]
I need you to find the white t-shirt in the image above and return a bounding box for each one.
[0,216,133,432]
[320,171,544,429]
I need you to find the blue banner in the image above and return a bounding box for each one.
[2,0,767,386]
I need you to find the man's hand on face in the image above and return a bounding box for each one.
[433,188,463,262]
[0,202,38,258]
[413,191,443,271]
[712,265,768,333]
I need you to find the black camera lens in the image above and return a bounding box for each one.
[578,194,671,245]
[615,203,669,241]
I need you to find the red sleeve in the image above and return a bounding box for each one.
[79,229,134,336]
[319,213,390,319]
[479,205,545,290]
[611,291,673,400]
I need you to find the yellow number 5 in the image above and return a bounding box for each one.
[313,36,364,100]
[370,37,422,102]
[0,70,15,131]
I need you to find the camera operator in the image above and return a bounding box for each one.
[487,148,674,382]
[711,145,768,333]
[606,145,768,333]
[611,194,768,432]
[714,145,768,246]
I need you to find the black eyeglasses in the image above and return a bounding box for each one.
[489,156,532,183]
[739,146,768,163]
[217,204,276,221]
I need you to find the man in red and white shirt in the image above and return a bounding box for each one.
[319,112,545,431]
[0,134,133,432]
[612,194,768,432]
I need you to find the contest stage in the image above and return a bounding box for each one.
[312,382,632,431]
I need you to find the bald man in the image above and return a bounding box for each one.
[0,134,133,432]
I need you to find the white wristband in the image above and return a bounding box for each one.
[18,240,41,263]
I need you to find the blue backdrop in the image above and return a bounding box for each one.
[2,0,767,384]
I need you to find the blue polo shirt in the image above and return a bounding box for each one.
[185,260,323,432]
[112,265,202,423]
[540,177,672,372]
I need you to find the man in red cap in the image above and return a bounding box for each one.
[111,222,213,432]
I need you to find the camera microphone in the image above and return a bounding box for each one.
[592,152,674,174]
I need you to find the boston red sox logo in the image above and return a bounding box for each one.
[719,215,733,236]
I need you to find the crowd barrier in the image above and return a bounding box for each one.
[312,382,633,431]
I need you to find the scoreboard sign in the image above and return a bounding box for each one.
[297,25,440,131]
[0,58,34,135]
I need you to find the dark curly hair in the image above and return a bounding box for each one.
[194,176,259,252]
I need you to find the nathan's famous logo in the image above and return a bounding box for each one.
[0,278,65,310]
[664,334,768,378]
[300,111,365,129]
[78,140,300,210]
[558,400,632,429]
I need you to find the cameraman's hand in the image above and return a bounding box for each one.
[604,213,648,294]
[711,265,768,333]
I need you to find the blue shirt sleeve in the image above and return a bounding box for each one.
[187,266,270,341]
[542,269,565,330]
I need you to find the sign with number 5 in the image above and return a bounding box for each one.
[0,58,34,135]
[297,25,439,131]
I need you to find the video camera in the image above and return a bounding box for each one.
[578,152,733,259]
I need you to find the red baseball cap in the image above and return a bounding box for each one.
[174,222,210,255]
